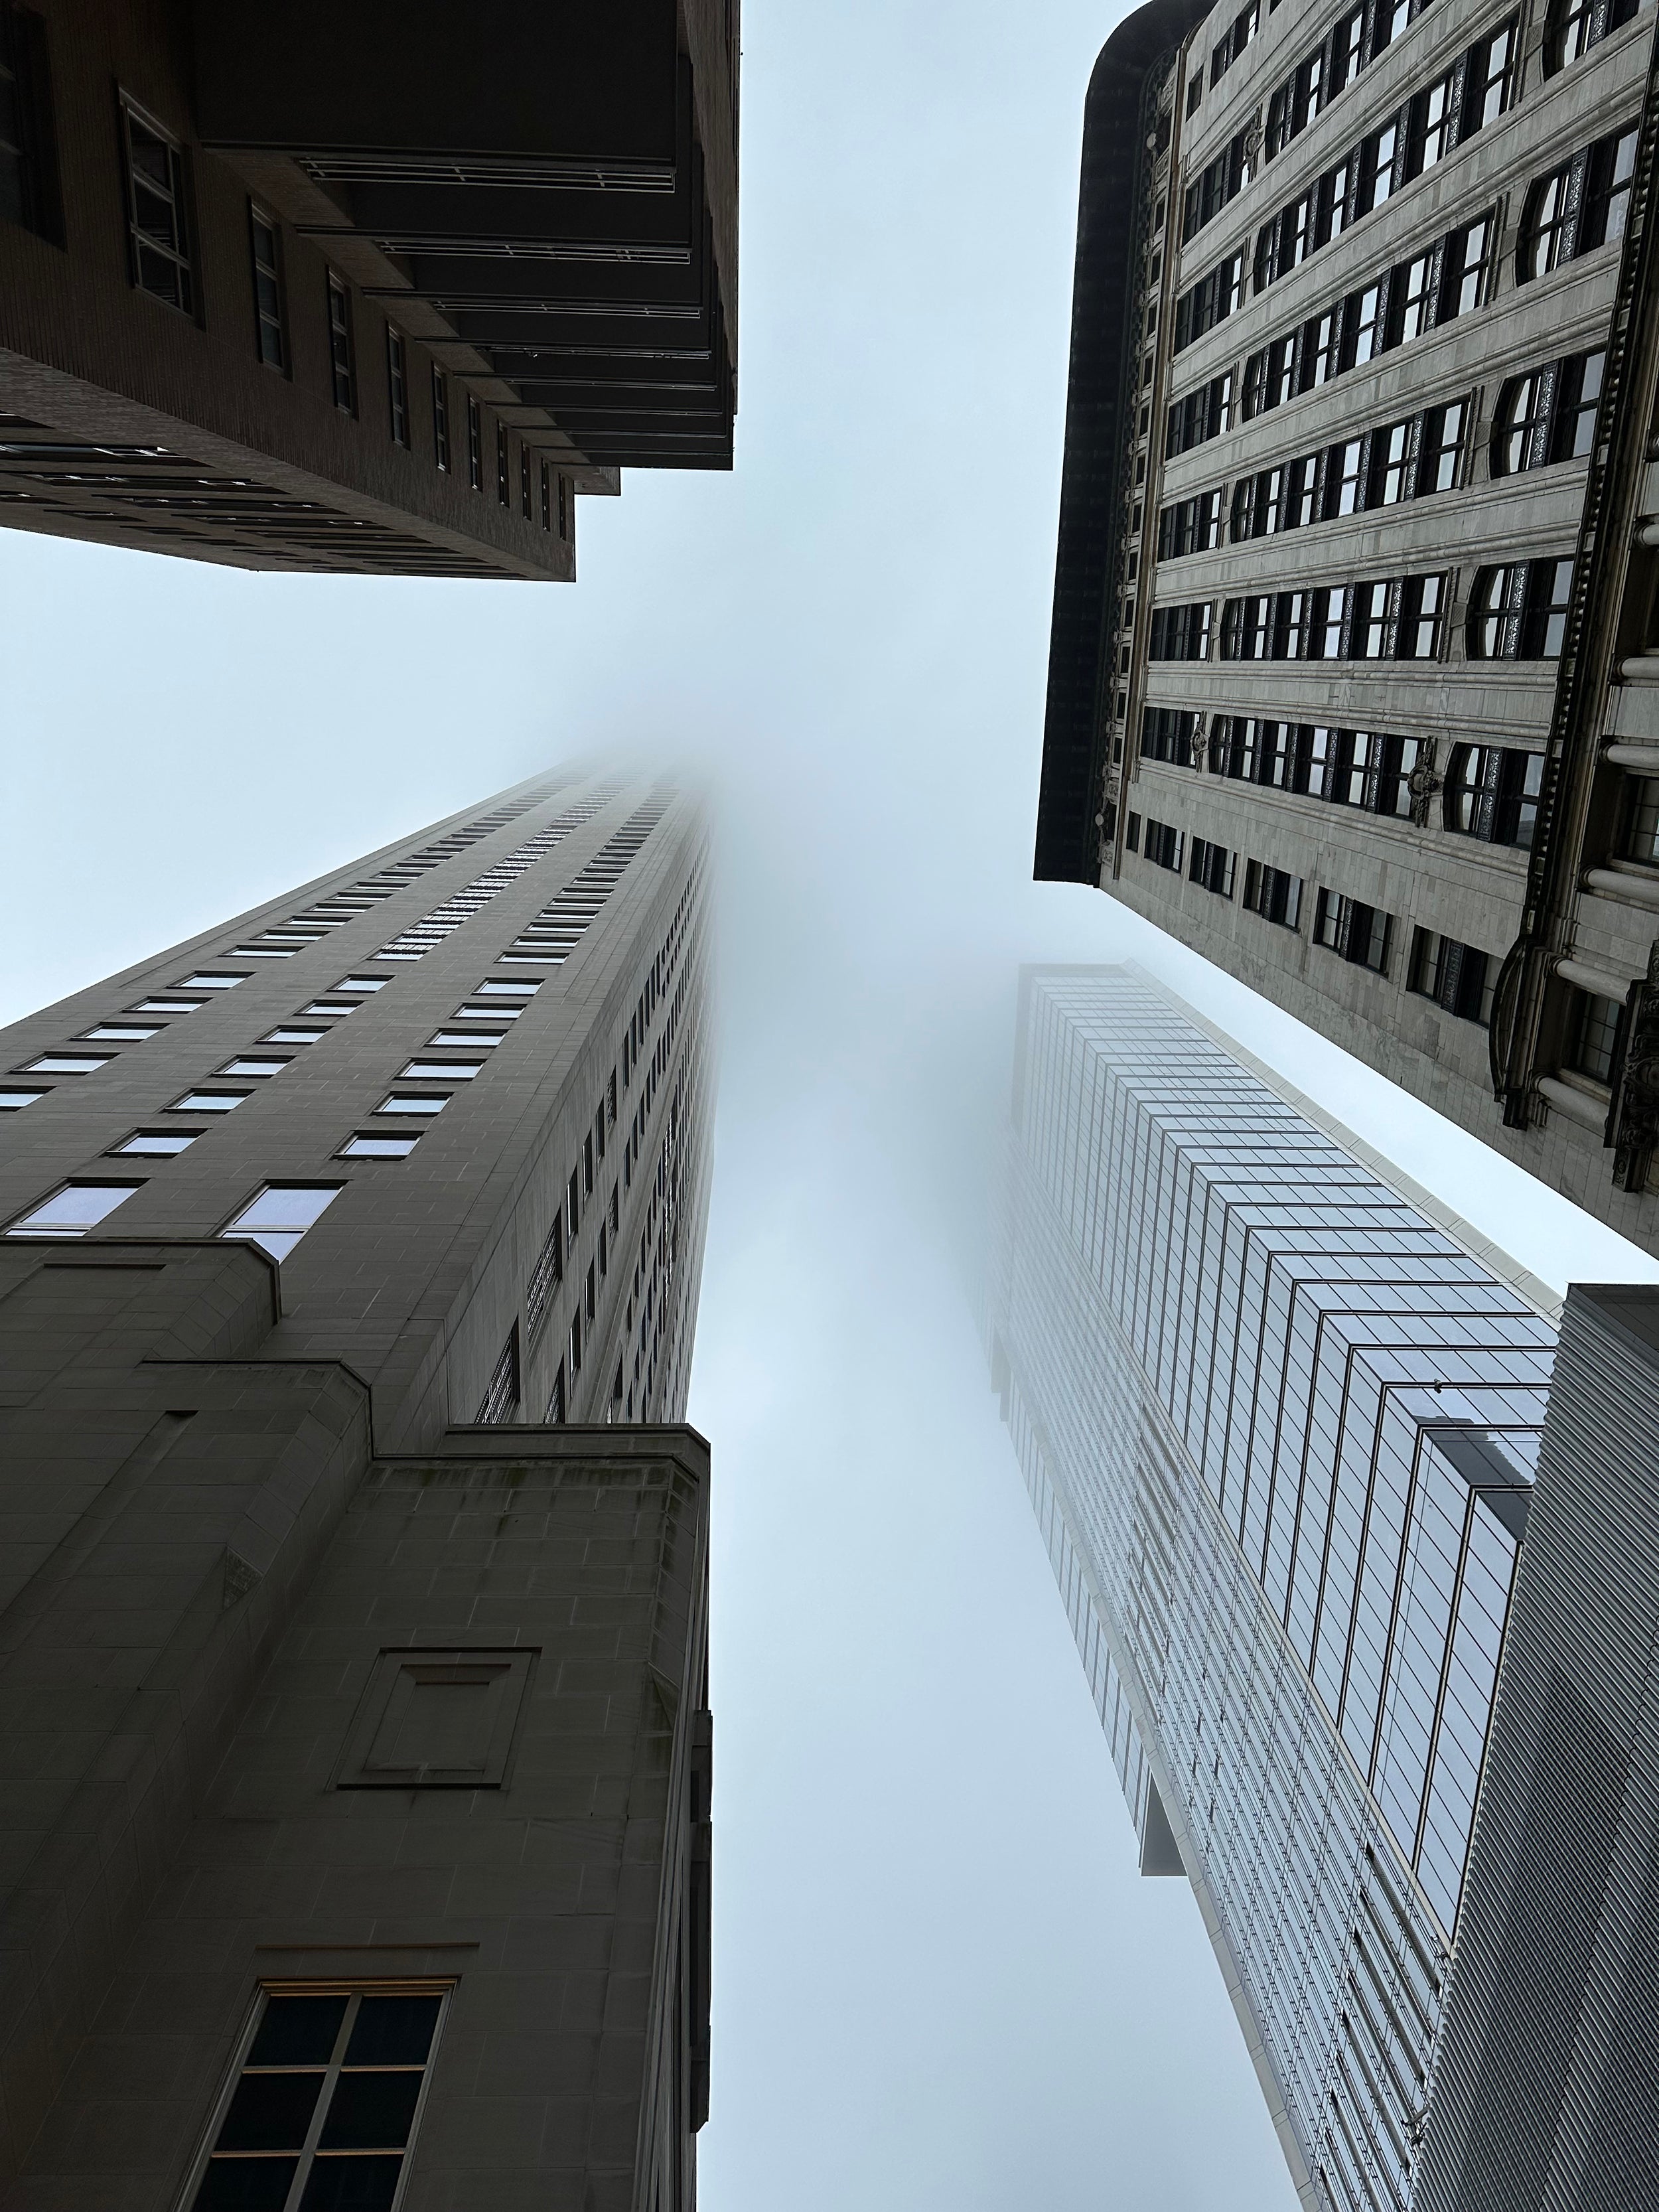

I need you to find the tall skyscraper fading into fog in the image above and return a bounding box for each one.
[988,966,1659,2211]
[0,771,714,2208]
[1037,0,1659,1254]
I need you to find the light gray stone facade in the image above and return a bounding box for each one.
[1039,0,1659,1253]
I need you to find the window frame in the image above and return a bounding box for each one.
[118,94,195,317]
[326,271,356,414]
[431,364,451,472]
[386,324,409,447]
[248,199,287,371]
[179,1981,452,2212]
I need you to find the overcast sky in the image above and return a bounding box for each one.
[5,1,1659,2207]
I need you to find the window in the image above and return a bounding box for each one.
[249,202,286,369]
[1141,707,1195,764]
[540,457,551,530]
[432,366,451,471]
[170,1090,249,1114]
[135,997,204,1013]
[1410,928,1497,1023]
[180,972,250,992]
[1468,560,1573,658]
[1148,602,1212,660]
[0,1088,46,1111]
[1242,860,1303,927]
[477,1325,520,1424]
[334,976,390,995]
[1190,837,1236,896]
[0,4,61,243]
[1466,19,1518,129]
[375,1093,450,1116]
[400,1059,482,1081]
[111,1128,198,1156]
[1143,819,1185,872]
[496,422,510,506]
[1157,490,1222,557]
[80,1022,161,1041]
[218,1056,291,1079]
[7,1181,141,1236]
[1313,889,1392,972]
[467,395,482,490]
[22,1053,110,1074]
[184,1986,447,2212]
[262,1026,328,1047]
[1569,990,1623,1082]
[1441,214,1492,317]
[1445,745,1544,846]
[221,1185,341,1260]
[340,1131,421,1158]
[454,1001,521,1021]
[1419,401,1465,492]
[1166,372,1234,454]
[1519,126,1638,281]
[386,327,409,445]
[527,1209,564,1337]
[427,1027,505,1048]
[1391,250,1437,344]
[1626,776,1659,864]
[474,979,540,999]
[1492,350,1605,473]
[547,1360,566,1422]
[557,471,572,539]
[119,99,193,313]
[1544,0,1638,72]
[1173,251,1244,351]
[520,445,532,518]
[326,274,356,413]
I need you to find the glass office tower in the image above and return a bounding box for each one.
[987,965,1557,2212]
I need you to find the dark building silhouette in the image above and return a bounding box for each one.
[0,770,715,2209]
[0,1,738,577]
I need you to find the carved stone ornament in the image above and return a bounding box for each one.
[1189,715,1210,774]
[1613,938,1659,1193]
[1406,739,1443,828]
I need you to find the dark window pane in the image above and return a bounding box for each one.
[192,2156,301,2211]
[317,2070,423,2150]
[297,2156,405,2212]
[344,1996,441,2068]
[215,2071,326,2152]
[248,1995,349,2067]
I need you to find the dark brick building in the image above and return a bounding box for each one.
[0,1,739,577]
[0,769,715,2209]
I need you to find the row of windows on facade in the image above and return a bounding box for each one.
[0,57,577,534]
[1157,348,1602,560]
[1139,708,1552,846]
[1143,559,1571,666]
[1181,12,1516,258]
[1,970,551,1226]
[1161,112,1634,465]
[1177,70,1634,369]
[1121,812,1626,1077]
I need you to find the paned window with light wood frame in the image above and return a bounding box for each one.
[182,1984,450,2212]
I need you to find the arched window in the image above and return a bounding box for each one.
[1543,0,1637,76]
[1518,167,1575,280]
[1491,371,1553,475]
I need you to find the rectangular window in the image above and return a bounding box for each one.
[1570,990,1623,1082]
[0,4,62,244]
[183,1985,447,2212]
[221,1185,341,1260]
[1313,889,1392,971]
[547,1359,566,1423]
[527,1209,565,1337]
[326,274,356,413]
[520,445,532,518]
[1242,860,1303,928]
[496,422,510,506]
[1143,818,1185,872]
[540,457,551,530]
[7,1181,141,1236]
[334,976,390,995]
[375,1093,450,1116]
[1409,928,1496,1023]
[170,1090,249,1114]
[557,471,572,539]
[340,1130,421,1157]
[23,1053,111,1074]
[476,1325,520,1423]
[467,396,482,490]
[119,97,193,313]
[112,1128,198,1156]
[1189,837,1236,897]
[249,202,286,369]
[0,1088,47,1111]
[386,327,409,445]
[432,366,451,471]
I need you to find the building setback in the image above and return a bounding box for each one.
[987,965,1659,2212]
[1036,0,1659,1254]
[0,769,715,2209]
[0,1,739,577]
